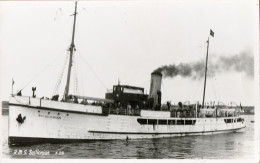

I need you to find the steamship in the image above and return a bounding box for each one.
[8,2,245,145]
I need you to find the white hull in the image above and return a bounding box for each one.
[8,96,246,145]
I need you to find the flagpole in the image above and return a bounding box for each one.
[202,36,210,108]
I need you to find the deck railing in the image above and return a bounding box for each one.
[102,108,141,116]
[102,107,239,118]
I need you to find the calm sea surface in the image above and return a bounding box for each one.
[2,114,256,159]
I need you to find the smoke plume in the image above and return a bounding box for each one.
[153,52,254,79]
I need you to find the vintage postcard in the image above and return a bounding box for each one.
[0,0,259,162]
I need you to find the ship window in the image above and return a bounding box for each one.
[137,118,147,124]
[185,120,193,125]
[177,120,184,125]
[168,120,175,125]
[158,120,167,125]
[148,119,157,125]
[237,118,243,122]
[224,119,232,123]
[48,112,50,114]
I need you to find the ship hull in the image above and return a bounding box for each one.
[9,127,245,146]
[8,96,246,146]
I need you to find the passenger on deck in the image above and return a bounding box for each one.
[81,99,88,105]
[98,101,102,106]
[73,96,78,103]
[127,103,131,115]
[51,95,59,101]
[132,105,138,115]
[167,102,171,110]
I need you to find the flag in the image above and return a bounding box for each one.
[12,79,14,86]
[210,29,214,37]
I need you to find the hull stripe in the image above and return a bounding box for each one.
[88,126,246,134]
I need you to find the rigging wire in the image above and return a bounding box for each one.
[208,63,218,103]
[190,71,203,103]
[73,52,79,95]
[73,53,76,95]
[190,54,207,103]
[78,54,85,96]
[17,52,65,93]
[53,8,63,21]
[78,53,108,91]
[52,52,69,96]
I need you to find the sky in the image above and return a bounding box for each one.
[0,0,258,106]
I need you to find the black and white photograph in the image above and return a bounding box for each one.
[0,0,259,161]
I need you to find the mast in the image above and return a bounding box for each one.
[202,37,210,108]
[64,1,78,101]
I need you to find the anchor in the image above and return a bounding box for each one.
[16,114,26,124]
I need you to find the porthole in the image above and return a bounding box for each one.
[38,110,40,113]
[48,112,50,114]
[67,113,69,116]
[58,113,60,115]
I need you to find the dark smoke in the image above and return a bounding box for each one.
[216,52,254,77]
[153,52,254,79]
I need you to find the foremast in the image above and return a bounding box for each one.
[64,1,78,101]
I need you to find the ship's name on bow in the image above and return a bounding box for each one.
[38,114,61,119]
